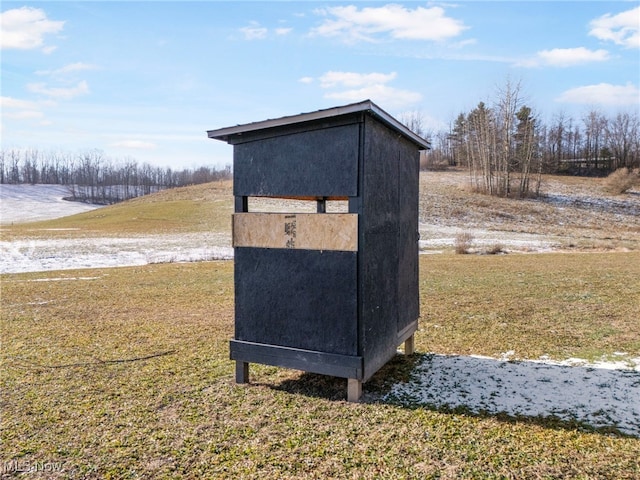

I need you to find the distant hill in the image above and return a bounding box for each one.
[0,180,234,235]
[0,184,101,224]
[2,173,639,253]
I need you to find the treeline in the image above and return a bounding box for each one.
[0,149,232,204]
[418,80,640,198]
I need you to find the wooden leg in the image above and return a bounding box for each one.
[404,334,415,355]
[236,361,249,383]
[347,378,362,403]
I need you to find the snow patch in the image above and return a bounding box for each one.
[383,353,640,437]
[1,184,102,224]
[418,224,559,253]
[0,185,233,273]
[0,234,233,274]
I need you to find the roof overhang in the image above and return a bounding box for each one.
[207,100,431,150]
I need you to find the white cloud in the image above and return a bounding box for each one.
[41,45,58,55]
[312,70,422,110]
[0,6,64,51]
[110,140,157,150]
[298,76,314,84]
[27,81,90,100]
[517,47,611,67]
[240,22,268,40]
[311,4,467,43]
[451,38,477,49]
[0,96,44,122]
[36,63,100,77]
[239,22,291,39]
[589,6,640,49]
[325,84,422,110]
[556,83,640,106]
[319,71,397,88]
[4,110,45,120]
[1,96,40,110]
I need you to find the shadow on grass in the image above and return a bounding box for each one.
[270,353,422,402]
[271,353,640,438]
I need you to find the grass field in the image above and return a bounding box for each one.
[2,172,639,477]
[0,181,234,241]
[2,253,639,479]
[3,171,639,254]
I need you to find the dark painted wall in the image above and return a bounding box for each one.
[233,123,360,198]
[358,115,420,379]
[232,110,420,381]
[235,248,358,356]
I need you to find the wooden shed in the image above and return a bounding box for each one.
[208,100,430,401]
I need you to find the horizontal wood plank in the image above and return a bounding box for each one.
[230,340,364,379]
[233,213,358,251]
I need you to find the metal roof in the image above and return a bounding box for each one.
[207,100,431,150]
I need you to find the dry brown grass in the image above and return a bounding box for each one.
[2,254,639,478]
[604,167,640,195]
[454,231,474,254]
[418,252,640,361]
[1,174,640,478]
[419,170,640,252]
[3,172,639,253]
[0,181,234,241]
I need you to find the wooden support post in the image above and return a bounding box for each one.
[347,378,362,402]
[236,361,249,384]
[235,195,248,213]
[404,334,415,356]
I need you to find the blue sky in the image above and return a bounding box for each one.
[2,1,639,169]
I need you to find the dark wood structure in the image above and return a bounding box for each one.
[208,100,430,401]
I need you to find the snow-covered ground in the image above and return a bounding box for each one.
[0,184,101,224]
[419,224,558,252]
[1,233,233,274]
[380,352,640,437]
[2,184,639,437]
[0,184,554,273]
[0,184,233,274]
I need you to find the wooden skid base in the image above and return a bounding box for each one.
[230,330,418,402]
[404,334,415,355]
[347,379,362,403]
[230,340,363,380]
[236,361,249,383]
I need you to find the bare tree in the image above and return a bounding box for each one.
[463,79,540,197]
[466,102,497,193]
[514,106,541,196]
[8,149,21,184]
[606,112,640,170]
[548,112,568,171]
[399,110,426,138]
[494,78,524,195]
[583,110,607,170]
[420,104,639,179]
